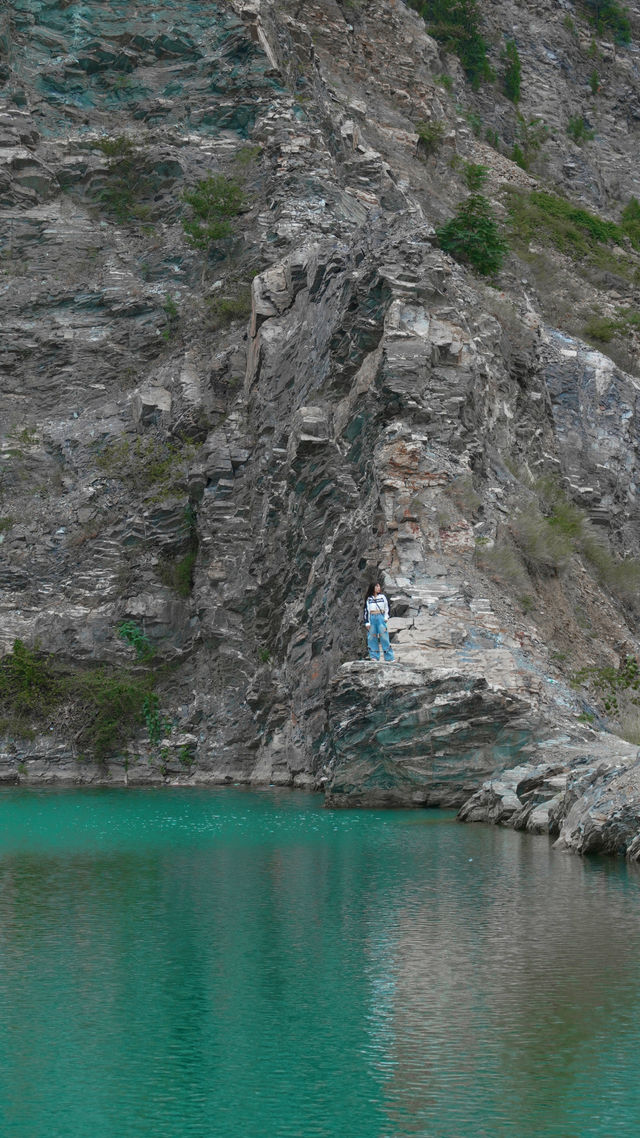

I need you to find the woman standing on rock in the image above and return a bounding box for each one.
[364,582,395,662]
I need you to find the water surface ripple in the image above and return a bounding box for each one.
[0,787,638,1138]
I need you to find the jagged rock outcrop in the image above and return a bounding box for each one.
[323,661,532,808]
[458,734,640,860]
[2,0,640,857]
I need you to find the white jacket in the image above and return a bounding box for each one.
[364,593,389,624]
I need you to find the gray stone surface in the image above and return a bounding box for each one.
[2,0,640,858]
[324,660,532,808]
[459,735,640,860]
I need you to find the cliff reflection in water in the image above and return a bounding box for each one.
[362,824,640,1137]
[0,790,639,1138]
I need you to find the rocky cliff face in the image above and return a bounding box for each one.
[2,0,640,857]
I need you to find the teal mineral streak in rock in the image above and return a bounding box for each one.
[36,75,95,107]
[194,105,256,137]
[344,416,364,442]
[491,728,534,767]
[10,0,281,136]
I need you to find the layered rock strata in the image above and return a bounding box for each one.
[2,0,640,856]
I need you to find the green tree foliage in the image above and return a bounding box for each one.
[511,114,548,171]
[94,136,153,225]
[0,640,160,762]
[415,120,446,156]
[567,115,595,145]
[182,175,245,253]
[437,193,508,276]
[501,39,521,103]
[621,197,640,248]
[581,0,631,44]
[407,0,493,87]
[462,161,488,191]
[511,144,527,170]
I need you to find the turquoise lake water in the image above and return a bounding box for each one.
[0,787,639,1138]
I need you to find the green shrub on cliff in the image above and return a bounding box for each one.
[407,0,493,87]
[437,193,507,277]
[0,640,161,762]
[567,115,595,145]
[508,477,640,600]
[511,504,575,574]
[94,135,153,226]
[621,197,640,249]
[157,549,197,598]
[583,307,640,343]
[580,0,631,45]
[415,120,446,157]
[205,282,253,328]
[182,175,245,253]
[573,656,640,741]
[510,115,548,171]
[74,669,159,761]
[96,435,198,500]
[118,621,153,660]
[0,639,60,736]
[501,39,521,103]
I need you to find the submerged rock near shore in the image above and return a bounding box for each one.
[2,0,640,857]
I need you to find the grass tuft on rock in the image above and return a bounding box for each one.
[504,188,640,287]
[96,435,199,500]
[182,175,245,253]
[415,120,446,157]
[0,640,161,763]
[93,135,154,226]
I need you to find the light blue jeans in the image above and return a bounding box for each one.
[367,613,394,661]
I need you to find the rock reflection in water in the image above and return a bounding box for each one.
[0,791,639,1138]
[361,825,640,1137]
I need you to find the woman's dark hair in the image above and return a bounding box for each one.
[365,582,377,600]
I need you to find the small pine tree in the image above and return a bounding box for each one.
[462,161,489,191]
[437,194,508,276]
[567,115,595,145]
[511,143,527,170]
[621,197,640,249]
[512,113,548,171]
[502,39,521,103]
[582,0,631,45]
[408,0,494,87]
